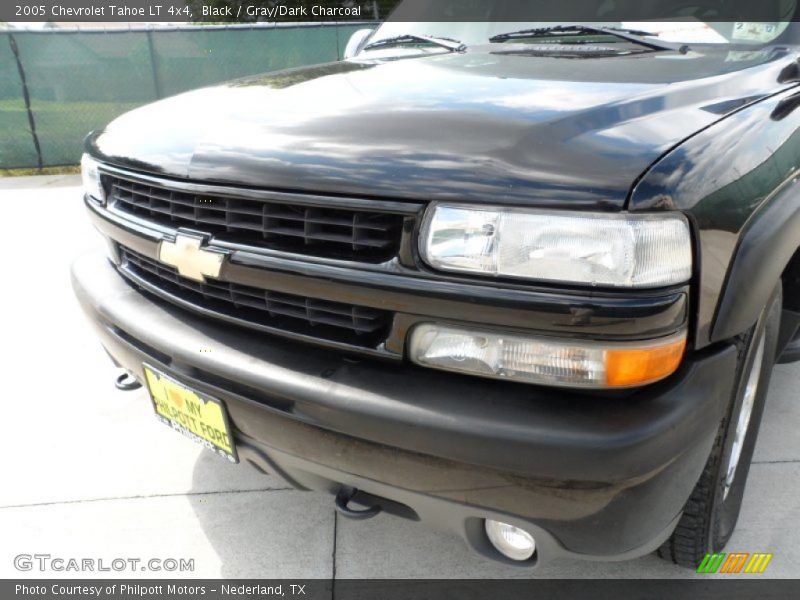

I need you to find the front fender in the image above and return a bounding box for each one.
[711,180,800,342]
[629,84,800,347]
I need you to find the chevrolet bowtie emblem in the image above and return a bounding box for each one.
[158,235,225,283]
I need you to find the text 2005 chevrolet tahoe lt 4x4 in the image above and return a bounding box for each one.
[72,8,800,568]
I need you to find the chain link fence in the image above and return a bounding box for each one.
[0,23,374,170]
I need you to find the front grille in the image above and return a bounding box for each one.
[108,176,404,262]
[119,247,391,348]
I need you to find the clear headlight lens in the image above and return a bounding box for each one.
[81,153,106,204]
[420,205,692,288]
[409,323,687,388]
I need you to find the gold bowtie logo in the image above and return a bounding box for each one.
[158,235,225,283]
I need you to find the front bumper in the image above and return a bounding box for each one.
[72,251,738,566]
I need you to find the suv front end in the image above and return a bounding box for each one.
[72,11,800,567]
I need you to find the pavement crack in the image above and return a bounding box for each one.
[0,487,293,510]
[752,459,800,465]
[331,509,339,595]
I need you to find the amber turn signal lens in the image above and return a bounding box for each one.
[409,324,687,389]
[605,336,687,387]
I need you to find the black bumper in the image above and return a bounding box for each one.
[72,251,738,566]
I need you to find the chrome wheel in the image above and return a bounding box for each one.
[722,334,766,500]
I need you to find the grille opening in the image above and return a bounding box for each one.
[118,247,391,349]
[109,177,404,263]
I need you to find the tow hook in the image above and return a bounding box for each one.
[334,486,382,520]
[115,370,142,391]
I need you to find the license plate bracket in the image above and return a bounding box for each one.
[143,364,238,463]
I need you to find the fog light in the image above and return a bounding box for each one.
[485,519,536,561]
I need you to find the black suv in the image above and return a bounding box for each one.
[72,7,800,568]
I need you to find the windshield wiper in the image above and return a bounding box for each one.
[489,25,688,53]
[362,34,467,53]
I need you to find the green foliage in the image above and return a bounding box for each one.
[0,165,80,177]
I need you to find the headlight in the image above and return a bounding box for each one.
[409,323,687,388]
[81,153,106,204]
[420,205,692,288]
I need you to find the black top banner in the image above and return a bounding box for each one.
[2,0,800,24]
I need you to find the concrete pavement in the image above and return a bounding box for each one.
[0,174,798,579]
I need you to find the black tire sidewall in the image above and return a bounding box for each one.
[710,283,782,550]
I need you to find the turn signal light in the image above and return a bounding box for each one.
[605,337,687,387]
[409,324,687,389]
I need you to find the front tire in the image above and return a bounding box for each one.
[657,283,781,568]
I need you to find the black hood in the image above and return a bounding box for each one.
[90,46,799,209]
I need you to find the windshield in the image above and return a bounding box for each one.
[362,0,798,52]
[367,21,793,49]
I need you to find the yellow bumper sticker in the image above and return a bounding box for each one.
[144,365,237,463]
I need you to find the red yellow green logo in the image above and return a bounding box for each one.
[697,553,773,574]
